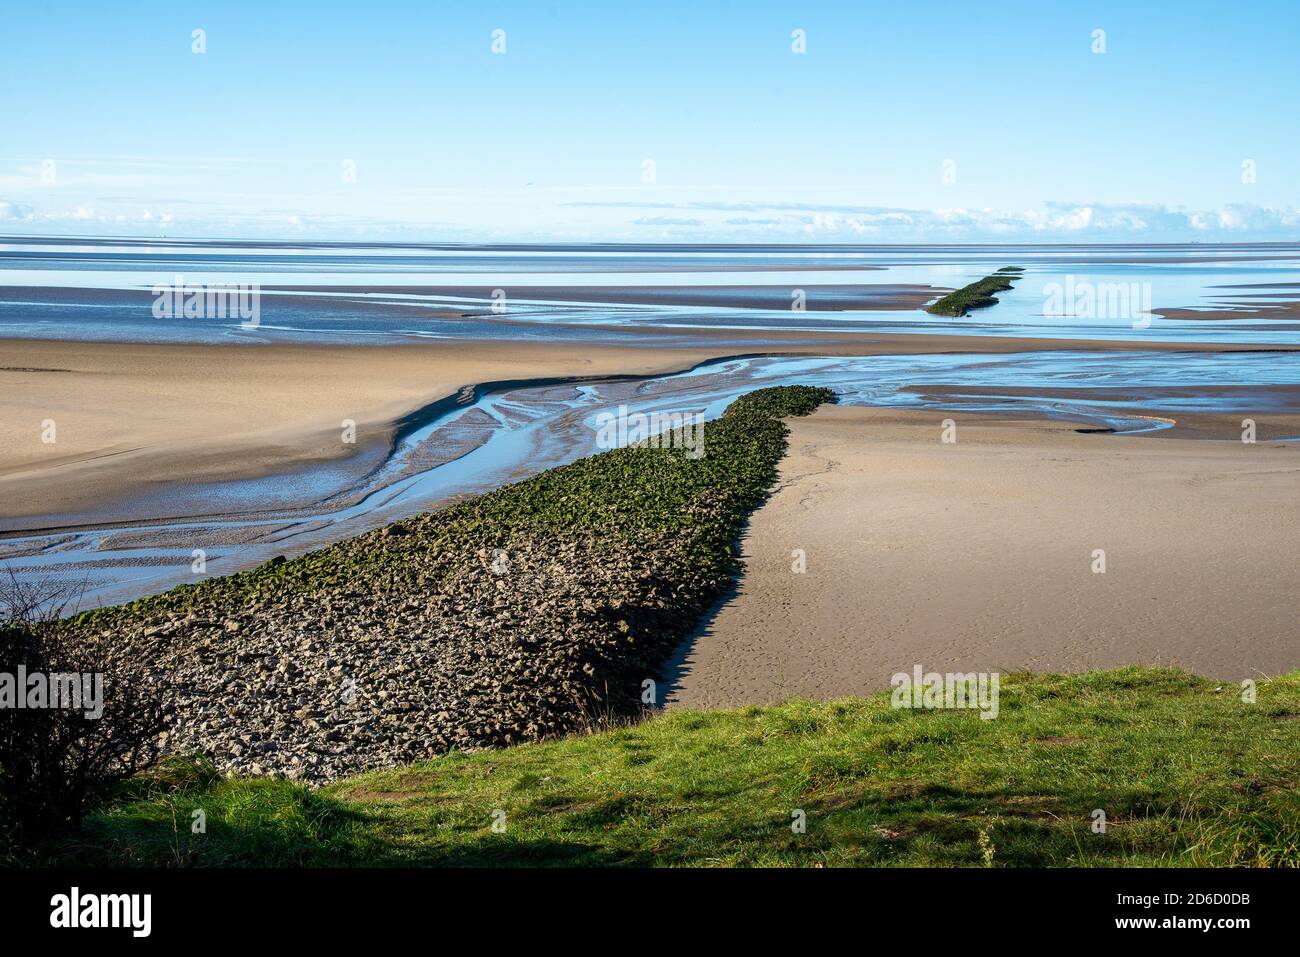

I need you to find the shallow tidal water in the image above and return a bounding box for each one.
[4,238,1300,344]
[3,349,1298,611]
[2,239,1298,608]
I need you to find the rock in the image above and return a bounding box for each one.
[76,511,731,784]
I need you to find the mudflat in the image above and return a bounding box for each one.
[2,331,1296,520]
[0,337,739,519]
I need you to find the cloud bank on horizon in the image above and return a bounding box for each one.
[2,1,1297,243]
[3,188,1298,244]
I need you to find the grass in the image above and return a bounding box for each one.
[926,266,1024,317]
[21,384,1297,867]
[35,668,1300,867]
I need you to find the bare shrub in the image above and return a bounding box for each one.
[0,567,166,849]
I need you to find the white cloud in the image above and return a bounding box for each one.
[0,201,35,221]
[570,200,1300,241]
[3,193,1297,243]
[631,216,705,227]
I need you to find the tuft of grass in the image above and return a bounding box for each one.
[37,668,1300,867]
[927,266,1024,316]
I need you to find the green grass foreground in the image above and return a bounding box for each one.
[41,668,1300,867]
[926,265,1024,316]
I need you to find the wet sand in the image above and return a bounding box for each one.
[2,331,1297,521]
[663,405,1300,707]
[259,283,946,311]
[1154,281,1300,321]
[0,337,751,520]
[905,383,1300,440]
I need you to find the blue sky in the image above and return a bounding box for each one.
[2,0,1297,241]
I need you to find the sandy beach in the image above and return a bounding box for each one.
[6,331,1296,523]
[663,404,1300,706]
[0,336,762,520]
